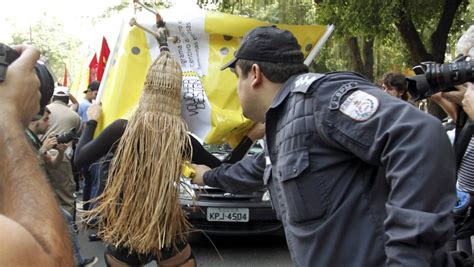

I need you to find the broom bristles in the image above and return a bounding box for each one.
[84,52,192,255]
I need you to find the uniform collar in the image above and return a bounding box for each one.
[268,75,298,110]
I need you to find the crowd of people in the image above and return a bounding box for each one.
[2,23,474,267]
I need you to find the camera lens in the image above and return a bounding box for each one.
[56,128,76,144]
[406,60,474,100]
[34,63,55,115]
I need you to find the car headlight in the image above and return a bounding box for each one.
[261,190,271,202]
[179,178,195,200]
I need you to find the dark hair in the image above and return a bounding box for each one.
[31,107,51,122]
[236,59,309,83]
[382,72,409,101]
[53,95,69,104]
[88,80,100,91]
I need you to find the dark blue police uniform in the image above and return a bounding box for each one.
[204,71,456,266]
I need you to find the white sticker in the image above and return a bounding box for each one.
[339,90,379,121]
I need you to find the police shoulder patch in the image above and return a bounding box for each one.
[339,90,379,121]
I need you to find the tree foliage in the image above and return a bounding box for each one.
[193,0,471,80]
[193,0,473,118]
[10,14,82,81]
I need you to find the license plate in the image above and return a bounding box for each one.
[207,208,249,222]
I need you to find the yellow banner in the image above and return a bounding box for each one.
[96,8,329,146]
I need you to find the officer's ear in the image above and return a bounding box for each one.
[250,64,262,89]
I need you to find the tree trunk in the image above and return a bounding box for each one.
[395,0,467,120]
[363,37,374,81]
[347,37,365,76]
[280,0,287,23]
[430,0,465,62]
[395,1,432,65]
[347,36,375,81]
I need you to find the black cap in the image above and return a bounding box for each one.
[84,80,100,93]
[221,26,304,71]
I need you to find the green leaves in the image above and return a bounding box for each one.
[10,14,81,82]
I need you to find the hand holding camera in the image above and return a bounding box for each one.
[0,45,42,127]
[41,133,58,152]
[441,85,467,106]
[55,128,77,144]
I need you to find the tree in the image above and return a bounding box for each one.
[10,14,82,81]
[197,0,472,118]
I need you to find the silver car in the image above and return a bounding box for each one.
[179,143,282,235]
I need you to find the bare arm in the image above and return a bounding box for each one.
[0,215,55,266]
[44,145,67,169]
[0,45,73,266]
[41,134,66,169]
[68,94,79,112]
[430,92,458,121]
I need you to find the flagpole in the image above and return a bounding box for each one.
[303,24,334,66]
[96,20,125,103]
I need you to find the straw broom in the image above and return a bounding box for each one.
[86,51,192,256]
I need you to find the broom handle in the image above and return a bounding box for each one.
[129,18,178,43]
[303,24,334,66]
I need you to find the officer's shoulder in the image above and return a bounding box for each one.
[291,73,326,94]
[319,72,383,122]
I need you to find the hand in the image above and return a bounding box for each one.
[86,103,103,121]
[429,92,443,101]
[69,103,78,112]
[190,164,211,186]
[68,93,78,105]
[41,134,58,151]
[247,123,265,141]
[462,83,474,120]
[441,85,466,106]
[55,143,67,154]
[0,45,41,127]
[429,92,458,121]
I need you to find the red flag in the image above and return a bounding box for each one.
[97,37,110,81]
[89,53,98,83]
[63,64,68,86]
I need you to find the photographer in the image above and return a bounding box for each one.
[43,87,97,266]
[0,44,73,266]
[406,25,474,257]
[25,108,67,169]
[43,86,81,216]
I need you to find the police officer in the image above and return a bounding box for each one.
[191,26,456,266]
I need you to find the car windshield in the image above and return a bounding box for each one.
[203,139,264,159]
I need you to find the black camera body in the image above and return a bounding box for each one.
[55,128,77,144]
[406,57,474,101]
[0,44,55,115]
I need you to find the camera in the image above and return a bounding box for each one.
[0,43,55,115]
[55,128,77,144]
[406,56,474,101]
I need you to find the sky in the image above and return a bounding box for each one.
[0,0,201,49]
[0,0,201,79]
[0,0,126,42]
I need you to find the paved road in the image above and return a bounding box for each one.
[79,230,293,267]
